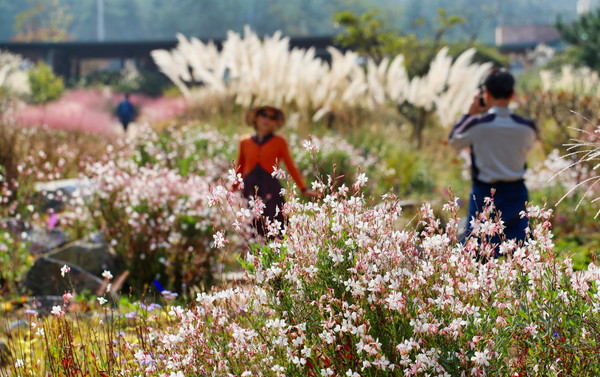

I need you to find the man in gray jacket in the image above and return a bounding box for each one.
[449,69,537,254]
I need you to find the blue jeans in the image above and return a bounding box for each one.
[465,180,529,251]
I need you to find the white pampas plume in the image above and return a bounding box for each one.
[540,65,600,96]
[435,49,491,128]
[151,29,491,127]
[150,49,191,97]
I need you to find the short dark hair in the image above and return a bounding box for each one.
[484,69,515,99]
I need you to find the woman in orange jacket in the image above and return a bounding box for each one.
[236,106,319,234]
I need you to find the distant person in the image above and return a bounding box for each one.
[448,69,538,254]
[236,105,320,235]
[116,93,135,131]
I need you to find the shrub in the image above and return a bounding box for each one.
[0,122,102,218]
[81,123,398,294]
[288,134,381,195]
[45,179,595,376]
[5,189,600,376]
[28,62,64,104]
[222,181,600,376]
[0,228,33,298]
[84,125,247,294]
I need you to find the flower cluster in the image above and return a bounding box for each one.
[210,177,598,376]
[95,176,600,376]
[289,133,381,195]
[3,170,599,376]
[84,124,249,293]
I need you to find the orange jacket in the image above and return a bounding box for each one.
[236,134,307,191]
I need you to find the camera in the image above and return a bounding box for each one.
[478,85,486,107]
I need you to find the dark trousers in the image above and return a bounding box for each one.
[120,118,131,131]
[243,166,285,236]
[465,179,529,253]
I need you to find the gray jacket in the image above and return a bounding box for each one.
[449,106,537,183]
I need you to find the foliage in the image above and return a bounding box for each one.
[27,61,64,104]
[540,46,583,72]
[0,0,578,44]
[5,181,600,376]
[223,181,600,376]
[515,90,599,153]
[0,65,599,377]
[288,134,381,196]
[80,123,395,294]
[0,122,98,219]
[332,9,501,147]
[12,0,72,42]
[333,9,409,64]
[557,8,600,72]
[333,8,465,75]
[523,123,600,269]
[79,64,172,98]
[83,125,246,295]
[0,229,33,298]
[378,142,437,197]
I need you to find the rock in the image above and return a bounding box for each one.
[26,229,69,255]
[0,221,68,255]
[25,296,64,315]
[22,257,104,297]
[0,218,31,236]
[34,178,91,212]
[46,240,120,278]
[34,178,90,197]
[7,320,29,339]
[86,232,105,244]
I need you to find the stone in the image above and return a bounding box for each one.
[0,220,67,255]
[22,257,104,297]
[86,232,105,244]
[34,178,90,197]
[0,218,31,236]
[26,228,69,255]
[7,320,29,339]
[25,296,64,315]
[46,240,120,278]
[34,178,91,212]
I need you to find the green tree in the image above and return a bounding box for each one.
[13,0,72,42]
[333,8,472,147]
[556,8,600,71]
[333,9,408,63]
[333,8,464,76]
[0,2,28,41]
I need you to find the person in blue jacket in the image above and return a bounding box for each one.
[449,69,538,255]
[116,93,135,131]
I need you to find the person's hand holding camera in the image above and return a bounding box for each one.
[468,87,489,115]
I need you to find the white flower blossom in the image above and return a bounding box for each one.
[102,270,113,280]
[471,349,491,366]
[51,305,64,317]
[60,264,70,277]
